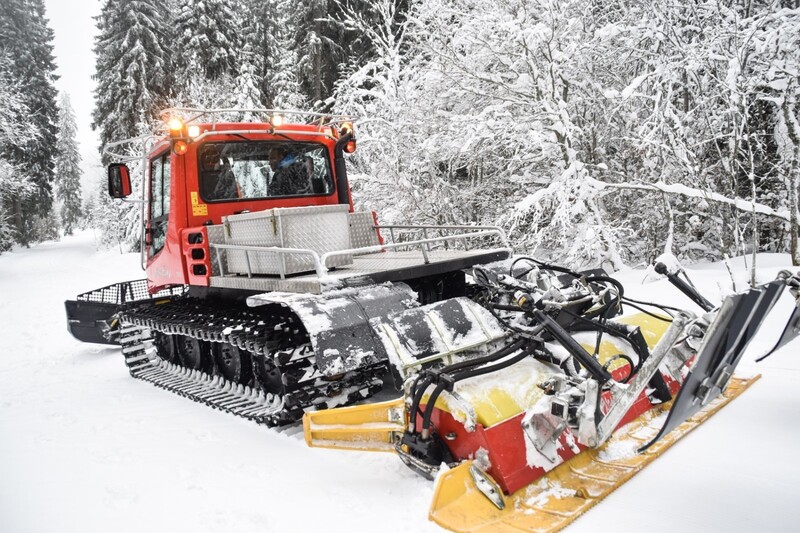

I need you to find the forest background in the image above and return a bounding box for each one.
[1,0,799,272]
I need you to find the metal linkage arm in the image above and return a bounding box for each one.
[654,262,715,312]
[585,312,693,448]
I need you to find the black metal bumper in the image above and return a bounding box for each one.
[65,279,187,345]
[64,299,120,345]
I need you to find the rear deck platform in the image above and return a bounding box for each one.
[208,248,509,293]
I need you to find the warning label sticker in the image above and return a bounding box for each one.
[191,191,208,216]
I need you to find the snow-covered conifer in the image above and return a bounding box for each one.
[0,0,59,245]
[289,0,353,106]
[54,93,83,235]
[234,49,266,115]
[92,0,172,251]
[92,0,172,158]
[236,0,305,109]
[174,0,240,84]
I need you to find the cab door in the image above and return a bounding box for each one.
[145,150,188,290]
[148,150,171,259]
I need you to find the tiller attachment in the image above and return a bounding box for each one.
[428,376,760,533]
[302,261,800,533]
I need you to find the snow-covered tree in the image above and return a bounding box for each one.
[0,55,38,252]
[54,93,83,235]
[587,2,800,265]
[234,47,266,114]
[335,0,627,268]
[332,0,800,268]
[174,0,239,84]
[92,0,172,159]
[239,0,306,108]
[91,180,130,251]
[292,0,336,105]
[0,0,59,246]
[291,0,381,106]
[740,5,800,265]
[331,0,433,223]
[92,0,173,250]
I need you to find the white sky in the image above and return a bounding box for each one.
[44,0,103,198]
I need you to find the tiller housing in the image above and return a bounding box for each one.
[304,260,800,532]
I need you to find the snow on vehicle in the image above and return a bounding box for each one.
[65,109,511,425]
[303,259,800,531]
[64,108,800,530]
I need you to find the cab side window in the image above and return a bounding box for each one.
[149,152,171,257]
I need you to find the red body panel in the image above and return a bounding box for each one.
[144,124,348,293]
[421,366,683,495]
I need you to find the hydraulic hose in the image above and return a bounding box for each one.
[531,308,613,384]
[585,275,625,300]
[438,337,527,376]
[584,275,624,360]
[420,345,534,435]
[410,338,527,435]
[511,256,580,278]
[408,374,434,433]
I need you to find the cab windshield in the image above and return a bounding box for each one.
[198,141,334,202]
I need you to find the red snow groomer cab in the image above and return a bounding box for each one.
[113,110,361,292]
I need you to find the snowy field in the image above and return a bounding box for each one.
[1,230,798,533]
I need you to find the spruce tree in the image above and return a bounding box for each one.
[0,55,37,252]
[0,0,59,245]
[174,0,239,84]
[287,0,383,107]
[235,0,300,108]
[54,93,83,235]
[92,0,172,159]
[290,0,344,105]
[238,0,277,107]
[92,0,173,250]
[234,45,266,113]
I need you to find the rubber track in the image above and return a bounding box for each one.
[117,298,384,426]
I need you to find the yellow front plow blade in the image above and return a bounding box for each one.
[303,397,405,452]
[429,375,760,533]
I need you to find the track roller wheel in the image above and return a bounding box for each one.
[176,335,211,372]
[254,353,285,396]
[212,342,253,385]
[152,332,180,364]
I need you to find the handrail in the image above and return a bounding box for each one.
[103,127,340,161]
[103,134,162,161]
[209,226,511,280]
[103,107,357,162]
[161,107,357,129]
[184,128,340,144]
[322,229,509,267]
[378,224,510,248]
[209,243,326,278]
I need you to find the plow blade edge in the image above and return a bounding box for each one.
[641,280,784,451]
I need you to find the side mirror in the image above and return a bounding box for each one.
[108,163,132,199]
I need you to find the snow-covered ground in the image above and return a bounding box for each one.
[1,231,797,533]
